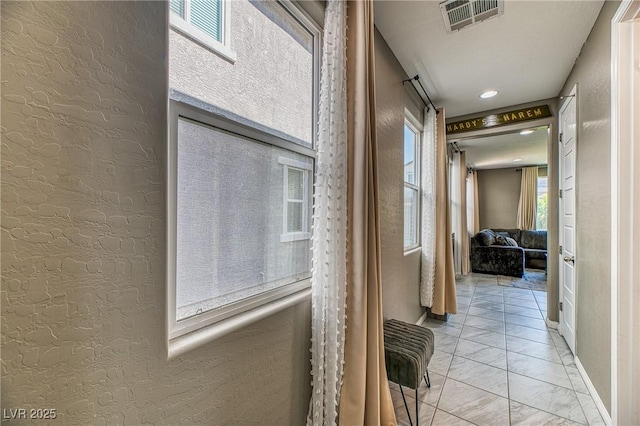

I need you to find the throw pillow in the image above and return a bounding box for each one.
[475,229,496,246]
[505,237,518,247]
[494,235,508,246]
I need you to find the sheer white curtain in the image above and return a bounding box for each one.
[420,107,437,306]
[307,0,347,424]
[467,170,480,236]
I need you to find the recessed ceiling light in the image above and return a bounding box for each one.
[513,158,522,162]
[479,90,498,99]
[520,129,534,135]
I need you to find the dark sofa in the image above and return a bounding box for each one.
[470,228,548,277]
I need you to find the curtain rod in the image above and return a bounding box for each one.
[402,75,439,114]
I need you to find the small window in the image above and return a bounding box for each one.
[404,120,420,250]
[279,158,312,242]
[537,175,548,230]
[170,0,231,59]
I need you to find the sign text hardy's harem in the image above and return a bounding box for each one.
[446,105,552,134]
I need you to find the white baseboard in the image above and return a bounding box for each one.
[545,317,559,330]
[416,310,428,325]
[574,356,612,425]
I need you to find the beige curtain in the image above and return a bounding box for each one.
[338,1,396,424]
[467,170,480,235]
[432,108,457,315]
[517,166,538,230]
[459,152,470,275]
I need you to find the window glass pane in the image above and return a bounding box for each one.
[537,176,548,230]
[288,168,304,200]
[170,0,184,17]
[287,202,303,232]
[190,0,222,41]
[404,186,418,247]
[176,118,312,321]
[404,124,417,185]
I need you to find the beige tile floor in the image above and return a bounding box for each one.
[389,273,606,426]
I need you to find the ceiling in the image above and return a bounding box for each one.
[373,0,603,170]
[374,0,604,118]
[455,126,548,170]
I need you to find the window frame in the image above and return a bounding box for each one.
[279,157,312,242]
[167,1,321,357]
[403,116,422,251]
[170,0,236,63]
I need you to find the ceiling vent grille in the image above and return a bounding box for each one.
[440,0,504,33]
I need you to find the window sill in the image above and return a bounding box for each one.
[167,286,311,359]
[280,232,311,243]
[404,246,422,257]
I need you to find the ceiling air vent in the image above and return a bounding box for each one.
[440,0,504,33]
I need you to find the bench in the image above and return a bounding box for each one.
[383,319,435,426]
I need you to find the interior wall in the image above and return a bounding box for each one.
[477,168,521,230]
[375,28,425,324]
[0,2,311,424]
[560,0,620,413]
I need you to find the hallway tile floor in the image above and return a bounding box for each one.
[389,273,606,426]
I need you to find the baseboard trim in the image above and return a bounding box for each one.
[574,356,612,425]
[416,310,428,325]
[545,317,559,330]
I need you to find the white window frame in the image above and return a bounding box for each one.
[404,116,422,252]
[278,157,312,242]
[170,0,236,63]
[167,1,321,358]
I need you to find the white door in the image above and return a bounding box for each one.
[559,88,577,354]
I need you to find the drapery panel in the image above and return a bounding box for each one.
[467,170,480,236]
[420,107,456,313]
[517,166,538,230]
[459,151,470,275]
[431,108,457,315]
[420,107,437,307]
[337,0,396,424]
[306,0,348,424]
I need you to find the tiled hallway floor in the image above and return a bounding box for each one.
[390,273,606,426]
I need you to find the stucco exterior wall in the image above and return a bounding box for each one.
[375,29,425,323]
[1,2,311,424]
[560,0,620,413]
[169,0,314,145]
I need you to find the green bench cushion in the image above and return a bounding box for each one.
[383,319,435,389]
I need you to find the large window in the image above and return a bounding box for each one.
[168,1,320,350]
[404,120,421,250]
[537,175,548,230]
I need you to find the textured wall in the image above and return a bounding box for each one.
[560,0,619,413]
[1,1,311,424]
[374,29,425,324]
[477,168,521,230]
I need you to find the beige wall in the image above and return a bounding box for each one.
[560,0,620,413]
[375,29,425,323]
[1,2,311,424]
[477,168,521,230]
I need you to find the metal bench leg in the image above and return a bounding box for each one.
[399,385,414,426]
[424,371,431,388]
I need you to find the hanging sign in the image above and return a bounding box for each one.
[446,105,552,134]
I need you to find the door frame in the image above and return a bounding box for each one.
[611,1,640,424]
[557,85,577,353]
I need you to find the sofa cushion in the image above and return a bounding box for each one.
[520,230,547,250]
[475,229,496,246]
[494,229,521,243]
